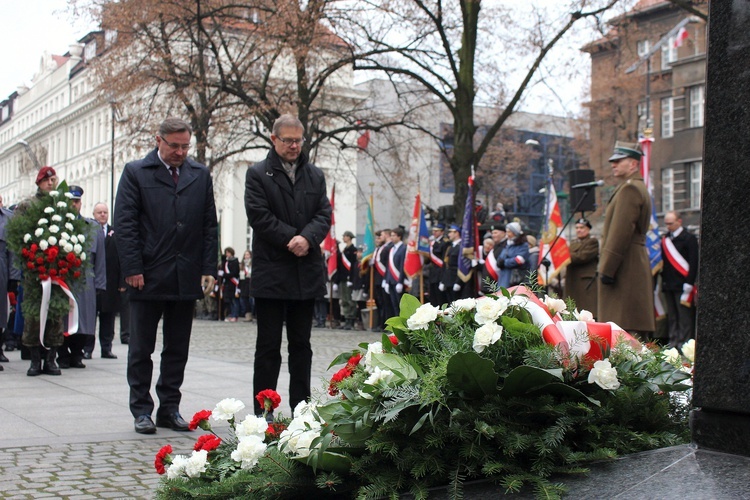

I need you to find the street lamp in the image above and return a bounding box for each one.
[107,96,117,218]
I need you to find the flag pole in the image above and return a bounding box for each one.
[367,183,376,330]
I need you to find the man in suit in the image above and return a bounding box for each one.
[115,117,218,434]
[598,141,655,340]
[84,202,120,359]
[564,218,599,315]
[661,211,699,348]
[245,114,331,417]
[385,226,407,316]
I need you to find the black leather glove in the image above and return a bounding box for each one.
[498,259,506,269]
[600,275,615,285]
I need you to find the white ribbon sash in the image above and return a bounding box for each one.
[39,277,79,348]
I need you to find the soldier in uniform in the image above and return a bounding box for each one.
[598,141,655,340]
[427,223,449,306]
[338,231,358,330]
[440,224,463,302]
[385,226,407,316]
[564,218,599,315]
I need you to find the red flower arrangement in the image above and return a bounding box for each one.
[189,409,213,431]
[193,434,222,452]
[154,444,173,475]
[266,422,287,440]
[328,353,364,396]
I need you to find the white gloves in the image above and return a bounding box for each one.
[395,283,403,293]
[383,282,390,294]
[217,270,224,276]
[346,281,353,287]
[438,283,446,292]
[471,258,478,267]
[453,283,461,292]
[234,290,240,298]
[333,283,339,292]
[683,283,694,294]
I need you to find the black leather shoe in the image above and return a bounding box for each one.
[57,358,70,369]
[135,415,156,434]
[70,359,86,368]
[0,352,8,362]
[82,352,92,360]
[121,336,130,344]
[156,412,191,431]
[101,351,118,359]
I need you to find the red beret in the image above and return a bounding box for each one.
[35,166,57,185]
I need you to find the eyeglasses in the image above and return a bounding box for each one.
[159,136,191,151]
[277,137,305,146]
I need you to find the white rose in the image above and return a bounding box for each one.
[472,322,504,353]
[49,190,59,197]
[681,339,695,363]
[66,213,75,220]
[662,347,681,365]
[51,215,62,222]
[363,341,383,373]
[574,309,594,322]
[60,232,70,241]
[543,295,567,315]
[64,192,74,199]
[38,218,49,225]
[74,243,83,254]
[39,240,49,251]
[474,296,509,325]
[166,454,189,480]
[78,234,86,243]
[235,415,268,439]
[450,298,476,313]
[184,450,208,478]
[211,398,245,421]
[57,201,68,208]
[63,243,74,253]
[43,207,55,214]
[49,225,59,234]
[231,435,267,469]
[80,252,86,261]
[70,235,78,244]
[364,366,395,386]
[588,359,620,390]
[406,303,439,330]
[35,228,44,237]
[47,236,58,246]
[23,234,32,243]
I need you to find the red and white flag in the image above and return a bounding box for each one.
[673,27,689,48]
[323,185,338,279]
[538,181,570,286]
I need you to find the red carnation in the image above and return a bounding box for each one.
[388,335,398,346]
[347,353,363,367]
[266,422,287,440]
[49,269,57,277]
[66,252,76,263]
[39,274,49,280]
[73,271,81,278]
[188,409,213,431]
[30,243,38,253]
[154,444,173,475]
[75,258,82,267]
[26,261,34,269]
[21,248,29,258]
[58,260,68,268]
[36,257,44,265]
[328,367,354,396]
[59,268,68,276]
[38,266,46,274]
[255,389,282,412]
[193,434,222,452]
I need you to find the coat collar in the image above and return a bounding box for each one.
[145,148,200,193]
[262,148,309,196]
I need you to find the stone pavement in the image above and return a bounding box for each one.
[0,318,381,499]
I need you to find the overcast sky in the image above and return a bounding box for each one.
[0,1,96,98]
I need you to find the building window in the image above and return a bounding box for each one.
[662,168,674,212]
[688,161,702,209]
[637,101,653,131]
[84,40,97,61]
[637,39,651,74]
[661,37,677,69]
[689,85,705,128]
[105,30,118,48]
[661,97,673,138]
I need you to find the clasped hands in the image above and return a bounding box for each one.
[287,235,310,257]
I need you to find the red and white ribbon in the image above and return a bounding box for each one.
[39,277,79,348]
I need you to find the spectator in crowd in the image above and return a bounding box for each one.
[564,218,599,315]
[497,222,530,289]
[0,199,20,369]
[372,229,390,330]
[477,236,498,295]
[58,186,106,368]
[598,141,655,340]
[661,211,699,348]
[221,247,241,322]
[489,203,506,224]
[115,117,218,434]
[525,235,540,285]
[239,250,254,322]
[244,114,331,417]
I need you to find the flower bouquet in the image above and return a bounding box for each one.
[6,182,92,341]
[157,288,694,499]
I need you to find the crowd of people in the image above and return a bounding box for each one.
[0,118,697,433]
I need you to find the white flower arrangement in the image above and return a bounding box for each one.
[682,339,695,363]
[406,302,439,330]
[587,359,620,390]
[474,295,509,324]
[211,398,246,421]
[543,295,567,315]
[472,322,504,353]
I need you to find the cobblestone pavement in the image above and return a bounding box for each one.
[0,318,381,499]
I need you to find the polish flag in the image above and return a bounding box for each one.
[673,27,689,48]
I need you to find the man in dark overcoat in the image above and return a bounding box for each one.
[115,117,218,434]
[564,218,599,315]
[244,114,331,416]
[598,141,655,339]
[0,203,21,368]
[661,211,699,348]
[84,202,121,359]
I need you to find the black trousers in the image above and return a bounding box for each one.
[120,291,131,343]
[253,298,314,415]
[663,290,695,347]
[58,333,87,362]
[84,311,116,354]
[127,300,195,418]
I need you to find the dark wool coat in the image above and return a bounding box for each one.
[114,149,218,301]
[100,224,122,313]
[221,256,241,299]
[661,229,699,291]
[69,218,106,335]
[0,207,21,328]
[598,172,655,332]
[244,148,331,300]
[564,235,599,316]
